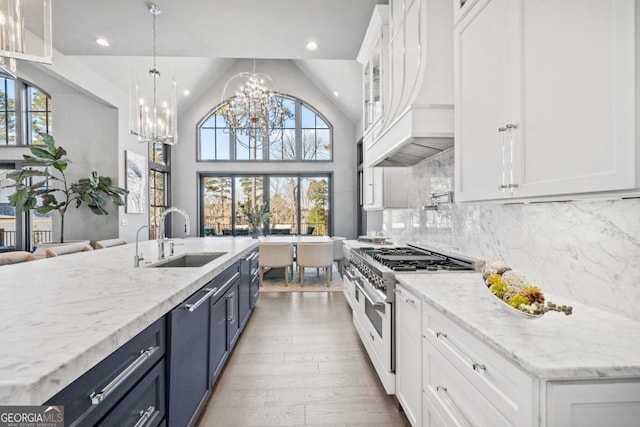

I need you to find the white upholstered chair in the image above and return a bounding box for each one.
[296,241,334,287]
[45,243,93,258]
[331,236,346,280]
[0,251,37,266]
[92,238,127,249]
[258,242,294,287]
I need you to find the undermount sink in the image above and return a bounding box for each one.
[149,252,227,268]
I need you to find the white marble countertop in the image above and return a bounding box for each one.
[0,237,258,405]
[396,272,640,380]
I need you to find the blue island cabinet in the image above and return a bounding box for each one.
[167,262,240,427]
[44,318,166,427]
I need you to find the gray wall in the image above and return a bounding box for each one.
[15,54,149,244]
[172,59,358,239]
[10,63,121,242]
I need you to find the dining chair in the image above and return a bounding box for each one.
[92,238,127,249]
[0,251,37,266]
[45,243,94,258]
[331,236,346,280]
[258,242,294,286]
[296,241,334,287]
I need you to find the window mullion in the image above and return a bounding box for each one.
[15,80,24,145]
[295,101,302,161]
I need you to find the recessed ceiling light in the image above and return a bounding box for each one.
[305,41,318,51]
[183,90,191,96]
[333,91,339,97]
[94,37,110,47]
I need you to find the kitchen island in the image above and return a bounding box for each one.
[0,237,258,406]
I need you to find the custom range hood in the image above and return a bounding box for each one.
[362,0,454,168]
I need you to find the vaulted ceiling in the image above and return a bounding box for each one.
[27,0,380,122]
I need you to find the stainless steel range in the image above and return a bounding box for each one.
[343,243,478,394]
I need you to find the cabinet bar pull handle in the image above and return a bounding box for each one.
[90,346,159,405]
[434,330,487,376]
[394,289,415,304]
[434,385,473,427]
[498,127,507,132]
[498,183,519,189]
[134,406,155,427]
[505,123,518,129]
[228,292,235,323]
[185,287,218,312]
[473,362,486,373]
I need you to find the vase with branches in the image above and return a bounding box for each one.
[4,134,128,243]
[240,202,270,237]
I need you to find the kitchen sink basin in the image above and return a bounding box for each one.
[149,252,227,268]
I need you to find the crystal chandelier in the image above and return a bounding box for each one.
[0,0,53,77]
[221,61,289,148]
[129,3,177,145]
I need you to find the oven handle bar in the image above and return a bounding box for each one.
[354,281,386,312]
[344,269,359,282]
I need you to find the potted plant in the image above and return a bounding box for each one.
[240,202,270,238]
[4,134,128,244]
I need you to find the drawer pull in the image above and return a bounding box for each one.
[394,289,415,304]
[435,330,487,376]
[185,287,218,312]
[134,406,155,427]
[472,362,486,373]
[434,385,473,427]
[90,346,159,405]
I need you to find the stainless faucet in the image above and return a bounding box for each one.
[158,207,190,259]
[134,225,150,267]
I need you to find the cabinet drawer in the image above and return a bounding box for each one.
[46,317,165,427]
[423,340,511,427]
[423,304,533,424]
[97,360,165,427]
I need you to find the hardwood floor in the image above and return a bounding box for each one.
[197,292,409,427]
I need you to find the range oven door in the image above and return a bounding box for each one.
[352,279,395,394]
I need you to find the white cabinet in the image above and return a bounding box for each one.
[358,5,389,138]
[422,300,535,426]
[363,166,410,210]
[545,380,640,427]
[414,295,640,427]
[395,284,422,426]
[454,0,639,202]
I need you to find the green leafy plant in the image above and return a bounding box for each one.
[4,134,128,243]
[240,202,270,235]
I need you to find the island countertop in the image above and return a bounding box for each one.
[396,272,640,380]
[0,237,258,405]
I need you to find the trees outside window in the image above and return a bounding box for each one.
[0,75,52,146]
[200,174,330,236]
[198,95,332,162]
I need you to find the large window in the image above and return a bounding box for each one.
[197,95,332,161]
[0,75,52,146]
[200,174,331,236]
[0,164,53,252]
[149,143,170,240]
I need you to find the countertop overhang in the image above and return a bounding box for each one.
[0,237,258,405]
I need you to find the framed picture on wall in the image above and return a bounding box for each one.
[125,150,146,214]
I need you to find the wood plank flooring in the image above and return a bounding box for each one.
[197,292,409,427]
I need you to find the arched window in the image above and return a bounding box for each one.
[0,74,52,146]
[197,95,332,161]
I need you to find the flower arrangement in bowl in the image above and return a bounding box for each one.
[482,261,573,318]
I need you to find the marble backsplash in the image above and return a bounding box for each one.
[382,149,640,322]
